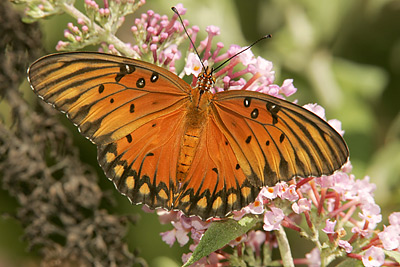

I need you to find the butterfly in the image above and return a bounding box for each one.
[28,52,349,220]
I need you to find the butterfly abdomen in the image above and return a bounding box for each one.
[176,89,211,182]
[176,128,203,182]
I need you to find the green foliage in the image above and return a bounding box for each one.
[183,216,258,266]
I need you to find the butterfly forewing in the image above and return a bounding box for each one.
[28,52,191,144]
[211,90,349,186]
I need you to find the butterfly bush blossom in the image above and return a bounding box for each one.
[18,1,400,266]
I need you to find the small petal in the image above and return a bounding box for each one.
[292,198,311,214]
[260,186,278,200]
[279,79,297,97]
[263,207,284,231]
[359,203,382,227]
[378,225,400,250]
[160,229,176,247]
[303,103,326,120]
[281,184,299,201]
[184,53,203,76]
[338,240,353,253]
[322,219,337,234]
[328,119,345,136]
[389,212,400,226]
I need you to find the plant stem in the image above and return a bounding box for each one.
[61,2,139,58]
[276,225,294,267]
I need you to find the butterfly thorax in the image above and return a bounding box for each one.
[176,70,215,182]
[195,67,215,92]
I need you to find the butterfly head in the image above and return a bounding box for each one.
[196,66,215,92]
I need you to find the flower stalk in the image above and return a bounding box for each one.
[276,225,295,267]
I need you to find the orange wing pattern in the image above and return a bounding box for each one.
[97,109,186,210]
[211,90,349,187]
[172,116,260,218]
[28,52,190,144]
[28,52,191,212]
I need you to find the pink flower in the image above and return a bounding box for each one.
[249,56,274,78]
[378,225,400,250]
[303,103,326,120]
[279,79,297,97]
[180,214,209,231]
[242,196,265,215]
[160,221,189,247]
[315,175,335,188]
[281,184,299,201]
[351,226,370,238]
[322,219,336,234]
[328,119,345,136]
[184,53,205,77]
[354,176,377,203]
[173,3,186,16]
[156,209,180,224]
[338,240,353,253]
[275,182,289,198]
[389,212,400,225]
[160,229,177,247]
[260,186,278,200]
[361,246,385,267]
[292,198,311,214]
[359,203,382,227]
[330,172,352,195]
[263,207,284,231]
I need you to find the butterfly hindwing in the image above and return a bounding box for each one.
[28,52,191,144]
[173,111,260,219]
[211,90,349,187]
[97,109,186,210]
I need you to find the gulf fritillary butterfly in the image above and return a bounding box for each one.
[28,51,348,220]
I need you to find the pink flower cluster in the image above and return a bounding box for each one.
[183,33,297,96]
[128,3,189,72]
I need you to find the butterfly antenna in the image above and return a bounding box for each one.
[213,34,272,73]
[172,7,207,71]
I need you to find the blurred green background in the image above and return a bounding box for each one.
[2,0,400,266]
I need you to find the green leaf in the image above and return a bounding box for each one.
[385,250,400,263]
[182,215,259,267]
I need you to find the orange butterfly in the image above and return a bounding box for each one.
[28,52,348,220]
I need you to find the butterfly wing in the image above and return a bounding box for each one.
[98,108,186,210]
[211,90,349,187]
[28,52,190,144]
[28,52,191,210]
[172,115,260,219]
